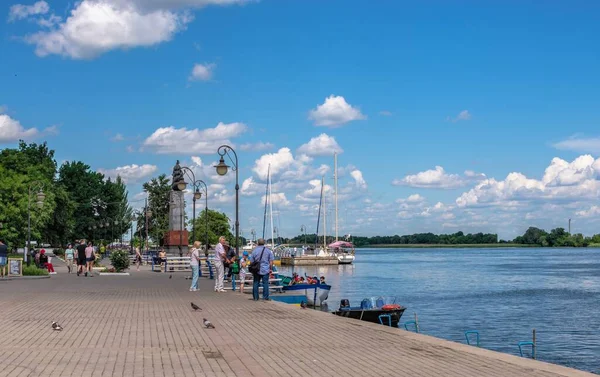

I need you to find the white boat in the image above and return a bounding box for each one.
[242,240,256,252]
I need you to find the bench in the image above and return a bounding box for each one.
[152,257,213,279]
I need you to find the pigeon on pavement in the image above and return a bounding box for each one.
[52,322,63,331]
[169,274,172,279]
[191,302,201,311]
[203,318,215,329]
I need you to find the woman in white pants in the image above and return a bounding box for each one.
[213,236,227,292]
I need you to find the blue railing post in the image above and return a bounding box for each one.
[464,330,480,347]
[518,329,536,359]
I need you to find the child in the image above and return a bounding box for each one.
[239,251,249,293]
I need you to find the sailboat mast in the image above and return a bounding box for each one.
[335,152,338,242]
[262,164,270,239]
[323,176,326,248]
[269,169,275,249]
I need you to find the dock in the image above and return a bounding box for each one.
[0,266,595,377]
[280,255,339,265]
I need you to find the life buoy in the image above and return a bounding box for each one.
[382,304,401,310]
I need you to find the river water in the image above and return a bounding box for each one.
[276,247,600,374]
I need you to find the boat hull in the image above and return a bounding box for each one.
[337,254,355,264]
[282,283,331,306]
[333,307,406,327]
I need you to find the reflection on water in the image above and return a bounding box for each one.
[277,248,600,374]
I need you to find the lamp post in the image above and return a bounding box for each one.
[215,145,240,257]
[130,214,135,254]
[177,167,209,251]
[26,182,46,266]
[143,199,152,254]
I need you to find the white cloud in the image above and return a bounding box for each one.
[239,141,274,152]
[553,136,600,154]
[240,177,263,197]
[18,0,248,59]
[576,206,600,218]
[393,166,485,189]
[348,170,367,190]
[297,133,343,156]
[142,122,247,154]
[456,155,600,208]
[252,147,296,181]
[189,63,215,81]
[8,1,49,21]
[308,95,366,127]
[261,192,291,207]
[447,110,472,123]
[98,164,157,184]
[0,113,57,142]
[112,133,124,142]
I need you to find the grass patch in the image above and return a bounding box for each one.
[22,265,49,276]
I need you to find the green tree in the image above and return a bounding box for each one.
[139,174,172,246]
[189,209,233,248]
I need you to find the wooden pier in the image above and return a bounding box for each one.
[0,264,595,377]
[280,255,339,265]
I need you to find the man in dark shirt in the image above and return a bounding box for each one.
[0,239,8,279]
[76,239,87,276]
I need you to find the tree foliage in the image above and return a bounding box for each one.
[189,209,233,248]
[0,141,132,249]
[138,174,172,246]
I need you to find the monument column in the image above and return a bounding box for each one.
[164,160,189,256]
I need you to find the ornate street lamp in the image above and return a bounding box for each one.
[26,182,45,266]
[215,145,239,257]
[179,166,210,253]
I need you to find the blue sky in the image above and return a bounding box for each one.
[2,0,600,240]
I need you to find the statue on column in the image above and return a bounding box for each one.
[172,160,184,190]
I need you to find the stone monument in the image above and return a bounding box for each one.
[164,160,189,256]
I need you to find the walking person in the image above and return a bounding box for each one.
[85,241,95,277]
[249,238,274,301]
[213,236,227,292]
[76,240,87,276]
[0,239,8,279]
[189,241,202,291]
[135,247,142,271]
[65,244,75,273]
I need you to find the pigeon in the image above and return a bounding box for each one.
[51,322,63,331]
[169,274,172,279]
[300,301,307,309]
[203,318,215,329]
[191,302,201,311]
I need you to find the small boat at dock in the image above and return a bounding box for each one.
[333,297,406,327]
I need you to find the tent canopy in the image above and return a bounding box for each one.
[328,241,353,248]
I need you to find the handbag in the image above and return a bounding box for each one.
[248,247,265,274]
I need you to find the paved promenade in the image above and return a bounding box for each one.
[0,263,595,377]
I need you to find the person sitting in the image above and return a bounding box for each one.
[158,249,167,272]
[39,249,55,273]
[319,276,326,284]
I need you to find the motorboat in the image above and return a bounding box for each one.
[333,296,406,327]
[329,240,355,265]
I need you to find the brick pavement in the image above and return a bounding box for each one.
[0,263,595,377]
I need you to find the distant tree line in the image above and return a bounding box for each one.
[285,231,498,247]
[511,227,600,247]
[282,227,600,248]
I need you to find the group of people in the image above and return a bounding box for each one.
[188,236,275,301]
[291,273,326,285]
[64,240,97,276]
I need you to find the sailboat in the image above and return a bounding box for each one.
[330,152,356,264]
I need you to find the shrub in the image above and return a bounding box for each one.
[22,265,49,276]
[109,250,130,272]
